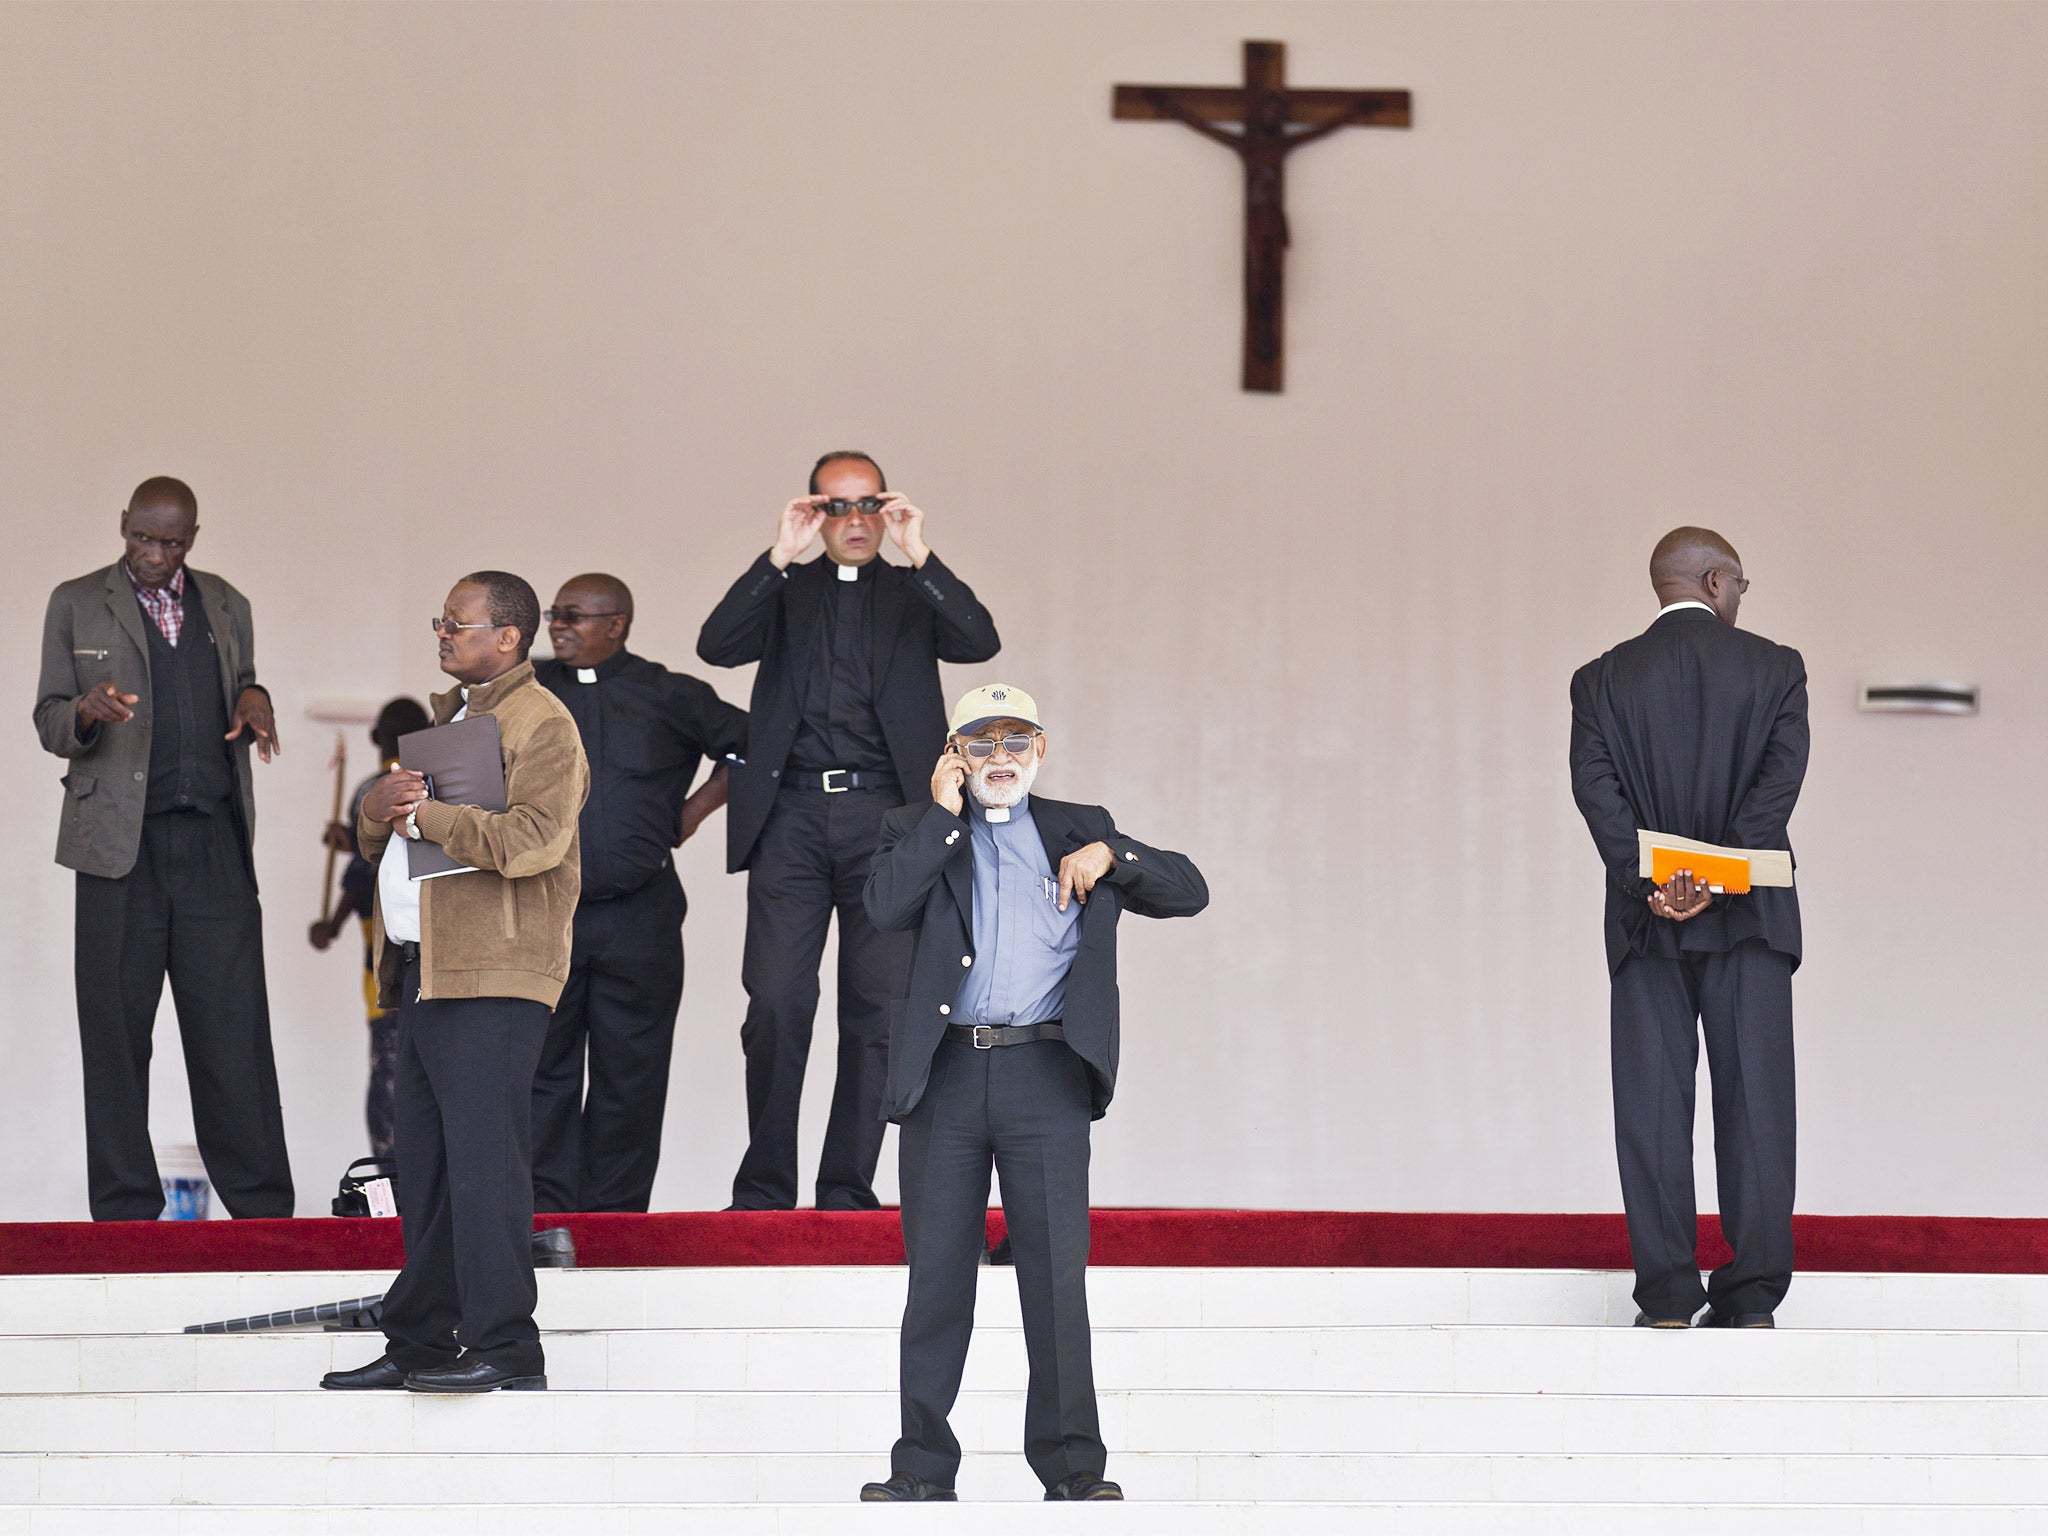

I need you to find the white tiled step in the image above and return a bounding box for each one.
[9,1324,2046,1397]
[7,1267,2047,1335]
[4,1500,2045,1534]
[14,1450,2048,1505]
[12,1388,2048,1456]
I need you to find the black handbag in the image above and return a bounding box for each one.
[331,1156,399,1218]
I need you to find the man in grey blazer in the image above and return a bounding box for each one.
[35,476,293,1221]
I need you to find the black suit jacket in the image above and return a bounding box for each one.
[697,552,1000,871]
[1569,606,1809,974]
[864,795,1208,1122]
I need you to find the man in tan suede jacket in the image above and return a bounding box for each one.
[322,571,588,1395]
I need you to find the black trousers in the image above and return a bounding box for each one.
[1611,938,1798,1320]
[381,960,550,1377]
[733,787,911,1210]
[894,1038,1102,1490]
[74,808,293,1222]
[531,868,687,1214]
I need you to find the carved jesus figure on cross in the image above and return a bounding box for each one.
[1115,41,1411,392]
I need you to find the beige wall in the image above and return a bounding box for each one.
[2,1,2043,1222]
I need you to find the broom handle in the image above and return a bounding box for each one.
[317,732,346,924]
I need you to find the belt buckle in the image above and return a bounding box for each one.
[821,769,850,794]
[971,1025,998,1049]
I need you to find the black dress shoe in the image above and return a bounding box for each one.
[530,1227,576,1269]
[1633,1312,1691,1329]
[1045,1472,1123,1501]
[859,1471,957,1502]
[405,1357,547,1393]
[1699,1308,1775,1328]
[319,1355,415,1390]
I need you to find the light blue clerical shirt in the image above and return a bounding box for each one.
[951,795,1081,1027]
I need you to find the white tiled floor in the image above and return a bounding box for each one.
[4,1264,2048,1529]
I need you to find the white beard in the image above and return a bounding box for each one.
[969,752,1038,809]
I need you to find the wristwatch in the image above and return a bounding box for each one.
[404,807,422,841]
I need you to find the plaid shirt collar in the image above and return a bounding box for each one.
[126,562,186,647]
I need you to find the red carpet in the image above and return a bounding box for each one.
[5,1209,2048,1276]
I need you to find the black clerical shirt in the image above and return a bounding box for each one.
[787,562,894,775]
[535,651,749,902]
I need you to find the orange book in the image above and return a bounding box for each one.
[1637,831,1793,895]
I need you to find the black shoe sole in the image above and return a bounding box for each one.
[405,1374,548,1393]
[859,1489,957,1502]
[319,1376,409,1391]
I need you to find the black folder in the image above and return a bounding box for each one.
[397,714,507,879]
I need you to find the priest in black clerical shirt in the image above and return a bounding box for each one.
[532,573,748,1213]
[697,451,1000,1210]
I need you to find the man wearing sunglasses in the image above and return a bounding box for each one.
[1570,527,1807,1331]
[859,685,1208,1503]
[323,572,588,1394]
[530,573,748,1215]
[699,451,1000,1212]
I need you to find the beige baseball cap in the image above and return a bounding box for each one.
[949,683,1042,738]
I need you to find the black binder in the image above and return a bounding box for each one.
[397,714,507,878]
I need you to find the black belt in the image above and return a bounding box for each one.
[781,769,898,794]
[399,941,421,966]
[946,1021,1065,1049]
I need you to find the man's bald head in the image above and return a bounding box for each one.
[546,572,634,667]
[559,573,633,621]
[1650,526,1746,624]
[128,476,197,519]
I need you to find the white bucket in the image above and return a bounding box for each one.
[157,1142,211,1221]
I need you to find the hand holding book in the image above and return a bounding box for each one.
[1636,829,1794,922]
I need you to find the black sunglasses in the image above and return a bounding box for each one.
[543,608,623,624]
[819,497,887,518]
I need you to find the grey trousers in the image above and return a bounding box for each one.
[1611,938,1797,1320]
[893,1037,1103,1489]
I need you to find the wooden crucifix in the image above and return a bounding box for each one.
[1114,40,1411,392]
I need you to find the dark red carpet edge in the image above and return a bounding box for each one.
[5,1210,2048,1276]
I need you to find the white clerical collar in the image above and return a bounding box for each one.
[576,668,597,683]
[1658,600,1716,618]
[975,795,1028,825]
[834,560,861,583]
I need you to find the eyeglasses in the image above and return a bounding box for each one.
[819,497,887,518]
[542,608,623,625]
[1705,569,1751,594]
[958,733,1039,760]
[430,617,500,637]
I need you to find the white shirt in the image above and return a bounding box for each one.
[1657,600,1717,619]
[376,694,470,943]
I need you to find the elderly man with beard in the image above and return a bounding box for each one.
[858,685,1208,1503]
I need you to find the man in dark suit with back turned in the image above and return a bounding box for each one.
[857,684,1207,1502]
[1570,527,1808,1329]
[698,452,1000,1211]
[34,476,293,1221]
